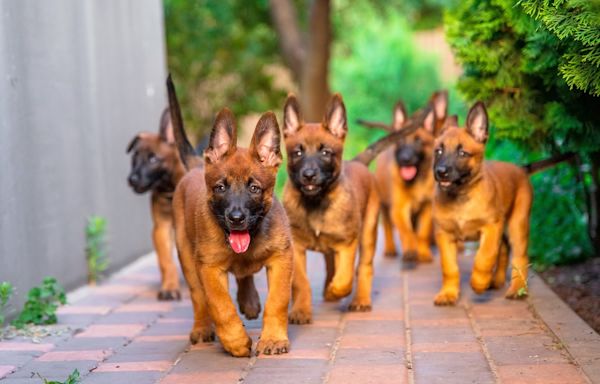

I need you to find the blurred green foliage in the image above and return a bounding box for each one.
[0,281,14,326]
[164,0,285,139]
[446,0,599,264]
[12,277,67,329]
[38,370,80,384]
[86,216,109,285]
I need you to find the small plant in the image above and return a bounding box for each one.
[38,369,80,384]
[86,216,109,285]
[0,281,14,326]
[12,277,66,329]
[512,264,531,298]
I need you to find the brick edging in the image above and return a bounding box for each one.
[528,272,600,384]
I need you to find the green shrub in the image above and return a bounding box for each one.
[12,277,67,329]
[86,216,109,285]
[0,281,14,326]
[38,369,80,384]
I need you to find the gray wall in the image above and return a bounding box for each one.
[0,0,166,309]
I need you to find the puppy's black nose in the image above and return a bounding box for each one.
[435,165,449,179]
[302,168,317,182]
[128,174,140,185]
[227,209,246,225]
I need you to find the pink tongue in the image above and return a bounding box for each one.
[400,166,417,181]
[229,231,251,254]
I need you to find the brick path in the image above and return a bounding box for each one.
[1,236,598,383]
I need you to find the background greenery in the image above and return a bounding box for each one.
[163,0,598,266]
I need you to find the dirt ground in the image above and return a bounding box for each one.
[539,257,600,333]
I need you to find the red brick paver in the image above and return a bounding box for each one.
[0,235,597,384]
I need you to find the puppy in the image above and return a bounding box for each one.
[169,78,293,357]
[432,102,533,305]
[126,108,187,300]
[373,92,448,264]
[282,93,380,324]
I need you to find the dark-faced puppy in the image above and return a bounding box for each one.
[126,108,186,300]
[173,107,293,357]
[432,102,532,305]
[374,91,448,264]
[282,94,380,324]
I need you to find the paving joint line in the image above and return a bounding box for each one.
[463,301,501,384]
[402,271,414,384]
[321,312,347,384]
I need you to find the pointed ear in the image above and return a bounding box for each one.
[391,101,407,131]
[126,132,152,153]
[158,108,175,143]
[283,94,302,137]
[250,112,282,168]
[204,108,237,164]
[430,90,448,123]
[324,93,347,139]
[423,106,436,134]
[466,102,488,143]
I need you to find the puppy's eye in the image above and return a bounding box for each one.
[435,147,443,156]
[321,148,332,157]
[294,149,303,158]
[458,149,470,157]
[213,184,226,194]
[248,185,261,194]
[149,154,159,163]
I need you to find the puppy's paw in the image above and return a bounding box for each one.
[348,298,372,312]
[157,289,181,301]
[505,283,528,300]
[239,296,261,320]
[256,339,290,356]
[490,272,506,290]
[189,327,215,344]
[434,289,459,306]
[417,242,434,263]
[223,335,253,358]
[470,273,492,294]
[288,309,312,324]
[384,250,398,258]
[402,250,418,262]
[324,283,352,301]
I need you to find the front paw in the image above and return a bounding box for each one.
[157,289,181,301]
[189,327,215,344]
[288,308,312,324]
[348,297,372,312]
[470,271,492,294]
[434,288,459,306]
[324,283,352,301]
[256,338,290,355]
[238,294,261,320]
[417,241,433,263]
[505,282,528,300]
[222,334,252,357]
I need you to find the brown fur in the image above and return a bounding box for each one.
[375,92,448,264]
[432,102,532,305]
[172,108,293,357]
[126,111,187,300]
[282,94,380,324]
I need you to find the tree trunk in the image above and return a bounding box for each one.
[269,0,331,122]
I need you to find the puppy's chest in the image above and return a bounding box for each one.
[436,201,491,240]
[293,206,359,250]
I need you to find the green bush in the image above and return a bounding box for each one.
[12,277,67,329]
[86,216,109,285]
[0,281,14,326]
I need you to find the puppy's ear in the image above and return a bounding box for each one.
[126,132,152,153]
[423,106,436,134]
[204,108,237,164]
[391,101,407,131]
[439,115,459,136]
[283,93,302,137]
[430,90,448,123]
[250,112,282,168]
[324,93,347,139]
[466,102,488,143]
[158,108,175,143]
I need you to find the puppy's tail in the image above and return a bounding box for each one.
[352,103,433,166]
[356,119,392,132]
[166,74,202,170]
[522,152,577,175]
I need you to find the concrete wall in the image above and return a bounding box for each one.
[0,0,166,310]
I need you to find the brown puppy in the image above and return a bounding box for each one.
[432,102,532,305]
[282,94,380,324]
[374,92,448,264]
[170,83,293,357]
[126,108,187,300]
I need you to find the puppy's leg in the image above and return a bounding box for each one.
[505,185,533,299]
[236,276,261,320]
[434,229,460,305]
[152,210,181,300]
[491,236,509,289]
[381,206,397,257]
[174,230,213,343]
[416,203,434,263]
[323,251,335,293]
[257,251,293,355]
[391,192,418,263]
[349,190,379,311]
[470,223,504,294]
[199,265,251,357]
[289,243,312,324]
[324,238,359,301]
